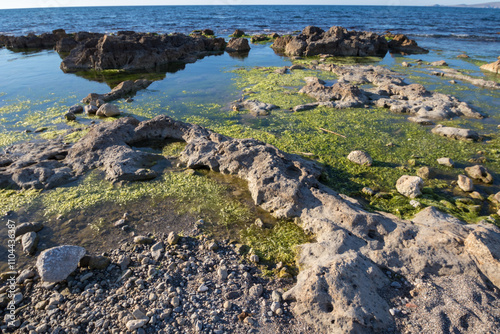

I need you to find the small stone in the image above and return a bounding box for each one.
[416,166,435,180]
[225,291,240,300]
[270,301,281,312]
[254,218,264,228]
[457,175,474,192]
[275,308,284,316]
[68,105,84,114]
[389,308,399,316]
[134,236,154,245]
[194,321,203,332]
[22,231,39,255]
[396,175,424,199]
[132,306,148,320]
[198,284,208,292]
[362,187,375,196]
[96,103,120,117]
[218,267,228,280]
[402,61,411,67]
[126,319,148,331]
[167,232,180,245]
[114,219,127,227]
[249,254,259,263]
[469,191,483,200]
[271,291,282,302]
[437,157,454,168]
[150,241,164,253]
[36,245,86,283]
[409,200,421,208]
[223,301,232,309]
[171,296,180,307]
[465,165,493,184]
[84,105,98,115]
[248,284,263,299]
[391,281,402,288]
[208,242,218,251]
[126,98,134,103]
[347,150,373,166]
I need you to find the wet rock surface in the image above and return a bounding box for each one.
[82,79,153,104]
[225,38,251,53]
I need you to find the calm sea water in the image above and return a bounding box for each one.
[0,5,499,59]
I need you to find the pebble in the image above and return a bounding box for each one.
[126,319,148,331]
[198,284,209,292]
[249,254,259,263]
[389,308,399,316]
[134,236,154,244]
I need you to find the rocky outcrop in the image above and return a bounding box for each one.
[225,38,250,52]
[480,59,500,74]
[385,33,429,54]
[0,29,68,49]
[2,115,500,333]
[272,26,389,57]
[298,64,485,120]
[60,32,226,72]
[82,79,153,104]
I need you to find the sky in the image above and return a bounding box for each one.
[0,0,492,10]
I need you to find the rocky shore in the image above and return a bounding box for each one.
[1,25,499,334]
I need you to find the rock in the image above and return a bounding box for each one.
[83,79,153,104]
[480,59,500,74]
[61,33,225,72]
[292,103,320,112]
[68,105,84,114]
[457,175,474,192]
[167,232,179,245]
[271,291,282,302]
[437,157,454,167]
[386,33,429,54]
[465,165,493,184]
[435,68,500,90]
[248,284,263,299]
[197,284,208,292]
[289,64,305,70]
[347,150,372,166]
[218,266,228,280]
[88,255,111,270]
[272,26,389,57]
[150,241,164,253]
[492,192,500,204]
[22,232,39,255]
[231,29,245,37]
[36,245,86,283]
[96,103,120,117]
[431,60,448,66]
[431,125,479,141]
[134,236,154,245]
[407,116,434,125]
[15,222,44,237]
[64,112,76,121]
[402,62,411,67]
[84,105,98,114]
[362,187,375,196]
[417,166,435,179]
[249,254,259,263]
[396,175,424,198]
[225,38,250,52]
[126,319,148,331]
[16,268,36,284]
[457,54,469,58]
[233,99,278,116]
[299,77,368,108]
[132,306,148,320]
[224,291,240,300]
[464,225,500,288]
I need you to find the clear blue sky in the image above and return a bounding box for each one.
[0,0,491,10]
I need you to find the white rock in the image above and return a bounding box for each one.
[96,103,120,117]
[396,175,424,198]
[36,245,86,283]
[126,319,148,331]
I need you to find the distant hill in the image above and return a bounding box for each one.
[448,1,500,8]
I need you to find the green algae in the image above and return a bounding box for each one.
[240,220,313,274]
[0,131,30,149]
[0,189,41,216]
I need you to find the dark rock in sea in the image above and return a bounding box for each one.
[225,37,251,52]
[82,79,153,104]
[60,32,226,72]
[231,29,246,37]
[271,25,389,57]
[386,33,429,54]
[0,29,67,49]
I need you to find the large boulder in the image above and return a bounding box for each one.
[272,26,388,57]
[36,246,86,283]
[225,38,250,52]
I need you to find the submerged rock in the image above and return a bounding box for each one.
[233,99,279,116]
[36,245,86,283]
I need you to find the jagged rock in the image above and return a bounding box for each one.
[480,59,500,74]
[396,175,424,198]
[82,79,153,104]
[272,26,388,57]
[298,77,368,108]
[36,245,86,283]
[346,150,372,166]
[225,38,250,52]
[61,32,225,72]
[457,174,474,192]
[96,103,120,117]
[386,33,429,54]
[431,125,480,141]
[231,29,245,37]
[464,225,500,288]
[465,165,493,184]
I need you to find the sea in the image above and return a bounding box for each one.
[0,5,499,59]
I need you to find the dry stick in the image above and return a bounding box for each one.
[318,127,347,139]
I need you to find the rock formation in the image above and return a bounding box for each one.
[480,59,500,74]
[225,38,251,52]
[82,79,153,104]
[1,115,500,333]
[385,33,429,54]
